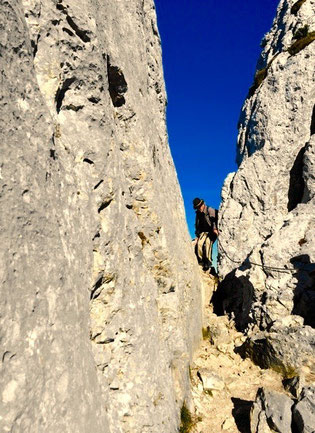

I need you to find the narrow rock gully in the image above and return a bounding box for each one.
[188,269,284,433]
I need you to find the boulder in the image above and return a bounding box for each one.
[238,326,315,376]
[251,388,293,433]
[197,369,225,392]
[293,386,315,433]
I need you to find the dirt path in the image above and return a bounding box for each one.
[189,271,285,433]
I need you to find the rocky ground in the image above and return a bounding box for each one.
[189,270,291,433]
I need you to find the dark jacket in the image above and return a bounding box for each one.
[195,206,218,240]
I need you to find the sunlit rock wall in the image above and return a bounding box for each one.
[0,1,202,432]
[218,0,315,374]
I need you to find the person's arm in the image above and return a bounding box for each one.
[195,213,200,237]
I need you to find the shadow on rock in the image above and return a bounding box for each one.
[290,254,315,328]
[287,145,306,212]
[234,325,315,378]
[231,397,253,433]
[211,269,254,331]
[234,336,285,372]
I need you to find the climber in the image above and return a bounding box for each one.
[193,197,218,273]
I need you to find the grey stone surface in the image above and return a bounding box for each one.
[217,0,315,373]
[293,386,315,433]
[0,1,202,432]
[251,388,293,433]
[240,325,315,376]
[197,368,225,392]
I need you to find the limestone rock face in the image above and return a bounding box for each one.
[218,0,315,374]
[0,1,202,432]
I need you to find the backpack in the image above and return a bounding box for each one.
[205,206,218,240]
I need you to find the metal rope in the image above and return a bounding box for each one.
[218,241,311,274]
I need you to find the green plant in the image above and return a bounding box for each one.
[54,123,61,138]
[179,403,193,433]
[248,66,269,97]
[248,53,279,97]
[188,365,193,383]
[202,326,211,340]
[268,362,298,379]
[291,0,307,15]
[179,403,200,433]
[202,327,215,344]
[288,31,315,55]
[293,25,309,40]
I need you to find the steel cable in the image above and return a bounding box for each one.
[218,241,313,274]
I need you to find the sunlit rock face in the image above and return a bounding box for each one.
[218,0,315,374]
[0,1,202,432]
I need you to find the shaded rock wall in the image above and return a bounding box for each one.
[0,1,202,432]
[218,0,315,375]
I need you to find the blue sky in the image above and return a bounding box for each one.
[155,0,279,238]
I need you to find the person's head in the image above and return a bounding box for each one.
[193,197,205,211]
